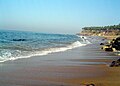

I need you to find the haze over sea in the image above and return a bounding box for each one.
[0,0,120,34]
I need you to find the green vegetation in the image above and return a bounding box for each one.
[82,24,120,30]
[79,24,120,38]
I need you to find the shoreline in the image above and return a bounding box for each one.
[0,36,120,86]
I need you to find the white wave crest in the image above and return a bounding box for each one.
[77,35,91,44]
[0,41,87,63]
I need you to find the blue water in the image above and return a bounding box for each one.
[0,30,89,62]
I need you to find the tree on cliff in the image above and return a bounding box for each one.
[82,24,120,31]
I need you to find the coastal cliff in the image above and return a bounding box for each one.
[78,24,120,40]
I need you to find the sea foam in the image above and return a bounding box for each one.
[0,40,88,63]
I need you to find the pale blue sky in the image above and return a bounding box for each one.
[0,0,120,34]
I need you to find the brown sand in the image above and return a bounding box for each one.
[1,64,119,86]
[63,64,120,86]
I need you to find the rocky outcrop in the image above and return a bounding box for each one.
[111,37,120,50]
[109,58,120,67]
[101,36,120,51]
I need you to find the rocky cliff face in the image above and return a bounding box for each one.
[78,29,120,40]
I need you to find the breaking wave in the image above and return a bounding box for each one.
[0,40,87,63]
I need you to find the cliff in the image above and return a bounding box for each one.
[78,24,120,40]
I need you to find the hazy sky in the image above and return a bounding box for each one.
[0,0,120,34]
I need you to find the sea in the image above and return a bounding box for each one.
[0,30,90,62]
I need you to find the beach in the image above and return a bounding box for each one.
[1,0,120,86]
[0,36,120,86]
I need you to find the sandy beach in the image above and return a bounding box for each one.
[0,36,120,86]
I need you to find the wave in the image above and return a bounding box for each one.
[0,41,87,63]
[77,35,91,44]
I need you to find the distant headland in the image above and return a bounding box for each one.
[78,24,120,40]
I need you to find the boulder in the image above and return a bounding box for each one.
[101,45,110,50]
[101,45,116,51]
[109,58,120,67]
[104,47,113,51]
[111,37,120,50]
[100,43,104,45]
[86,84,95,86]
[109,61,116,67]
[12,39,27,41]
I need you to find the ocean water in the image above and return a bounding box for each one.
[0,30,90,62]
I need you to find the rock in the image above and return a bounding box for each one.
[86,84,95,86]
[100,43,104,45]
[105,47,113,51]
[109,58,120,67]
[112,48,117,52]
[117,58,120,62]
[116,58,120,66]
[101,45,110,50]
[111,37,120,50]
[12,39,27,41]
[101,36,120,51]
[109,61,116,67]
[101,44,116,51]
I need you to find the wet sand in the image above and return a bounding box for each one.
[0,36,120,86]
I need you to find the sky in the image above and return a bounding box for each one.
[0,0,120,34]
